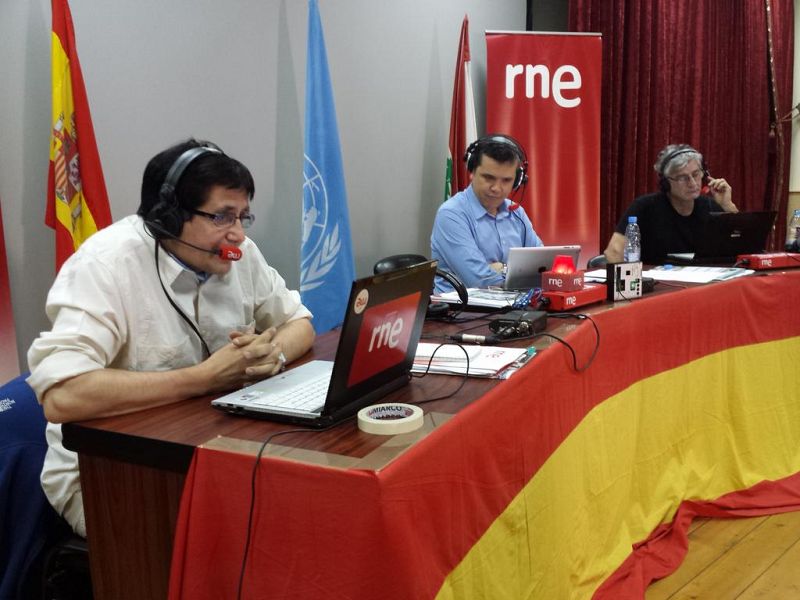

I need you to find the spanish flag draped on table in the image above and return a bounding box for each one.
[48,0,111,272]
[168,271,800,599]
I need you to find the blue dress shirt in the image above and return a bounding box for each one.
[430,185,543,292]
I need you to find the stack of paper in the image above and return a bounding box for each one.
[412,342,530,378]
[431,288,524,309]
[645,265,753,283]
[585,266,754,284]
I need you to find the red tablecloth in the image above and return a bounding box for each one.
[169,271,800,599]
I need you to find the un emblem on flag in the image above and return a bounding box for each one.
[301,155,341,292]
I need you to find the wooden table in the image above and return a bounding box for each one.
[63,270,800,599]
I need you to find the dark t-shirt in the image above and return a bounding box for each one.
[615,192,724,264]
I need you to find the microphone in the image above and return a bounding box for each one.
[509,201,521,211]
[449,332,500,345]
[219,245,243,260]
[173,237,242,261]
[146,221,242,261]
[701,170,713,196]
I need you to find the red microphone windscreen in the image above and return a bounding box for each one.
[509,201,521,211]
[218,245,242,261]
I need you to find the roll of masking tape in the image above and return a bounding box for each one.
[357,403,424,435]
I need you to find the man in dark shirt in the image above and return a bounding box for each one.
[603,144,738,264]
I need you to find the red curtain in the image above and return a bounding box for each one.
[568,1,795,250]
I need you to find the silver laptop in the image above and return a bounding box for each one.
[505,245,581,290]
[211,260,436,428]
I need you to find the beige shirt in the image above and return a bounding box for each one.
[27,215,311,537]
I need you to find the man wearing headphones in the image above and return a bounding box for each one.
[603,144,738,264]
[27,139,315,538]
[430,134,543,292]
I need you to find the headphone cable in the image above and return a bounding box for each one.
[153,240,211,357]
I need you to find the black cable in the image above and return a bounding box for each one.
[546,313,601,372]
[510,206,529,247]
[236,422,347,600]
[410,342,471,405]
[153,240,211,357]
[614,287,633,302]
[508,179,530,247]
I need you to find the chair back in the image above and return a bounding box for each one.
[0,374,53,598]
[373,253,429,275]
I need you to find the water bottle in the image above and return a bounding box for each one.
[785,209,800,252]
[623,216,641,262]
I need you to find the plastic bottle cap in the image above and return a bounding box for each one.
[628,216,637,224]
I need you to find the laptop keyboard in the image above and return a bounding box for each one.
[252,371,330,413]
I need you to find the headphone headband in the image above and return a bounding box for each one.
[657,146,707,194]
[159,145,223,205]
[659,148,698,176]
[146,143,224,239]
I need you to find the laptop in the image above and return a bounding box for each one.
[505,245,581,290]
[211,260,437,427]
[667,211,776,265]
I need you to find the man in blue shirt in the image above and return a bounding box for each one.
[431,135,543,292]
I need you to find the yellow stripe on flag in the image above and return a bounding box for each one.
[50,31,100,251]
[436,335,800,599]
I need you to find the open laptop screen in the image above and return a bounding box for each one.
[211,260,436,427]
[321,260,435,419]
[505,245,581,290]
[668,211,776,264]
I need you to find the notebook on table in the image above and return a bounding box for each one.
[504,245,581,290]
[211,260,437,428]
[667,211,776,265]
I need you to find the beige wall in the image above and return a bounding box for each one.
[789,0,800,220]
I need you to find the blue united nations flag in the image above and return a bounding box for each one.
[301,0,355,334]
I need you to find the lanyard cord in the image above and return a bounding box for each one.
[154,239,211,358]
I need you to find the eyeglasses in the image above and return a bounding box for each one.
[188,208,255,229]
[668,169,704,186]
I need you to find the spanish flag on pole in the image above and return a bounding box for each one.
[47,0,111,272]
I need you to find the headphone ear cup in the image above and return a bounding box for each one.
[658,175,670,194]
[146,201,185,237]
[426,301,451,319]
[436,268,468,306]
[513,162,529,190]
[464,140,480,172]
[147,145,222,237]
[513,168,522,190]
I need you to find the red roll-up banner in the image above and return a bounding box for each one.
[486,32,602,264]
[0,198,20,380]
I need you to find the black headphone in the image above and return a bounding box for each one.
[464,134,529,190]
[146,145,223,237]
[657,146,709,194]
[425,269,470,319]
